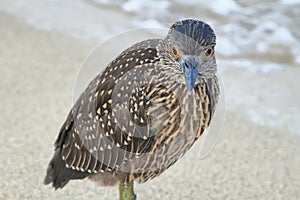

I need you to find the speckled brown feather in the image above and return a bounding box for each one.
[62,39,163,173]
[44,19,219,188]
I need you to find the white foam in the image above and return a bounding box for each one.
[93,0,115,4]
[217,37,240,56]
[266,108,280,117]
[131,19,167,29]
[220,59,283,74]
[206,0,241,15]
[176,0,240,15]
[281,0,300,5]
[122,0,170,18]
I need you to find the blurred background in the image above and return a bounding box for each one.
[0,0,299,199]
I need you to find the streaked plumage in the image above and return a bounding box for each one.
[44,19,219,195]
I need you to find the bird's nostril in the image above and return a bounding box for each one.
[184,62,189,69]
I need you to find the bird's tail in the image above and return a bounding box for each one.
[44,149,88,189]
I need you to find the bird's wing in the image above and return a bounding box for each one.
[54,39,179,175]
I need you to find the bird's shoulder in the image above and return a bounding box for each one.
[107,38,163,71]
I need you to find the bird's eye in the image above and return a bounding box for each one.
[171,46,180,58]
[204,47,214,58]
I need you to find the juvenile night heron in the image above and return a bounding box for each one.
[44,19,219,200]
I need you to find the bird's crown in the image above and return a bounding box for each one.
[168,19,216,47]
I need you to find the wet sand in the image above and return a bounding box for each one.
[0,12,299,200]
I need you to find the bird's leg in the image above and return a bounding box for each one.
[119,181,136,200]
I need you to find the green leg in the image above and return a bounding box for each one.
[119,181,136,200]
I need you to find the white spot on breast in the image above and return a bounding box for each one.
[102,103,107,109]
[129,121,133,127]
[75,143,80,149]
[100,90,105,96]
[77,113,82,120]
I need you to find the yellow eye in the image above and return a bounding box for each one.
[204,47,214,58]
[171,46,180,58]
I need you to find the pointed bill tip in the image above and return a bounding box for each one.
[181,55,202,94]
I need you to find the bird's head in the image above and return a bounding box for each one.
[164,19,217,93]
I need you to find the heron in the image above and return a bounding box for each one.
[44,19,219,200]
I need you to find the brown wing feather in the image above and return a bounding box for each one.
[50,39,165,176]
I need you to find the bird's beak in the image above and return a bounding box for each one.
[180,55,202,93]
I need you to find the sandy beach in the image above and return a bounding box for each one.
[1,6,300,200]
